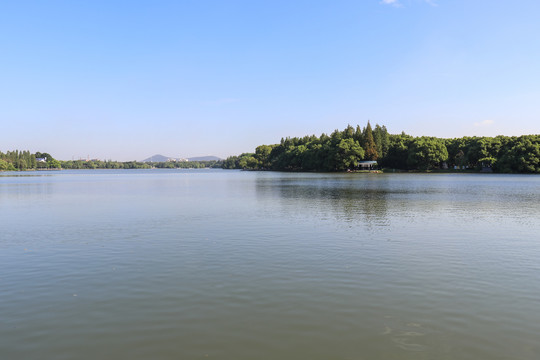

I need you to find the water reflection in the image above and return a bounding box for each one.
[255,174,389,227]
[0,171,54,178]
[254,172,540,231]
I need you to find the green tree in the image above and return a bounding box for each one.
[47,158,62,169]
[495,135,540,173]
[373,124,389,159]
[335,138,365,170]
[379,132,412,169]
[238,154,258,169]
[255,145,274,169]
[363,121,378,160]
[407,137,448,170]
[342,124,355,139]
[0,159,9,171]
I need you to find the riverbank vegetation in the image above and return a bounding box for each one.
[0,151,61,171]
[222,122,540,173]
[0,151,221,171]
[59,159,221,170]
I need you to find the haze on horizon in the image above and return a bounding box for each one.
[1,0,539,162]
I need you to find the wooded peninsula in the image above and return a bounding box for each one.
[2,122,539,173]
[222,122,540,173]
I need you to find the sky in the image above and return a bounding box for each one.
[1,0,539,161]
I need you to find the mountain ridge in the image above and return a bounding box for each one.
[141,154,221,162]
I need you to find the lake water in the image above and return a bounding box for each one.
[1,169,540,359]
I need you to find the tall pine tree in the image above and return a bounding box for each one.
[363,121,378,160]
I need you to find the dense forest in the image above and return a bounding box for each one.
[222,122,540,173]
[0,151,221,171]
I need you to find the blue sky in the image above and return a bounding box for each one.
[1,0,539,161]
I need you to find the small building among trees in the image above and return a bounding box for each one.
[357,160,378,170]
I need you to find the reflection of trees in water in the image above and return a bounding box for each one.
[255,176,389,227]
[255,173,540,231]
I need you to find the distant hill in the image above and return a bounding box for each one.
[187,156,221,161]
[141,154,221,162]
[141,154,171,162]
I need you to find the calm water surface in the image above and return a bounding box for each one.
[1,169,540,359]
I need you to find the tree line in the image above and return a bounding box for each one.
[59,159,221,170]
[0,151,61,171]
[60,160,152,169]
[222,122,540,173]
[3,126,539,173]
[0,151,222,171]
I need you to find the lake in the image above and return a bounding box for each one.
[1,169,539,359]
